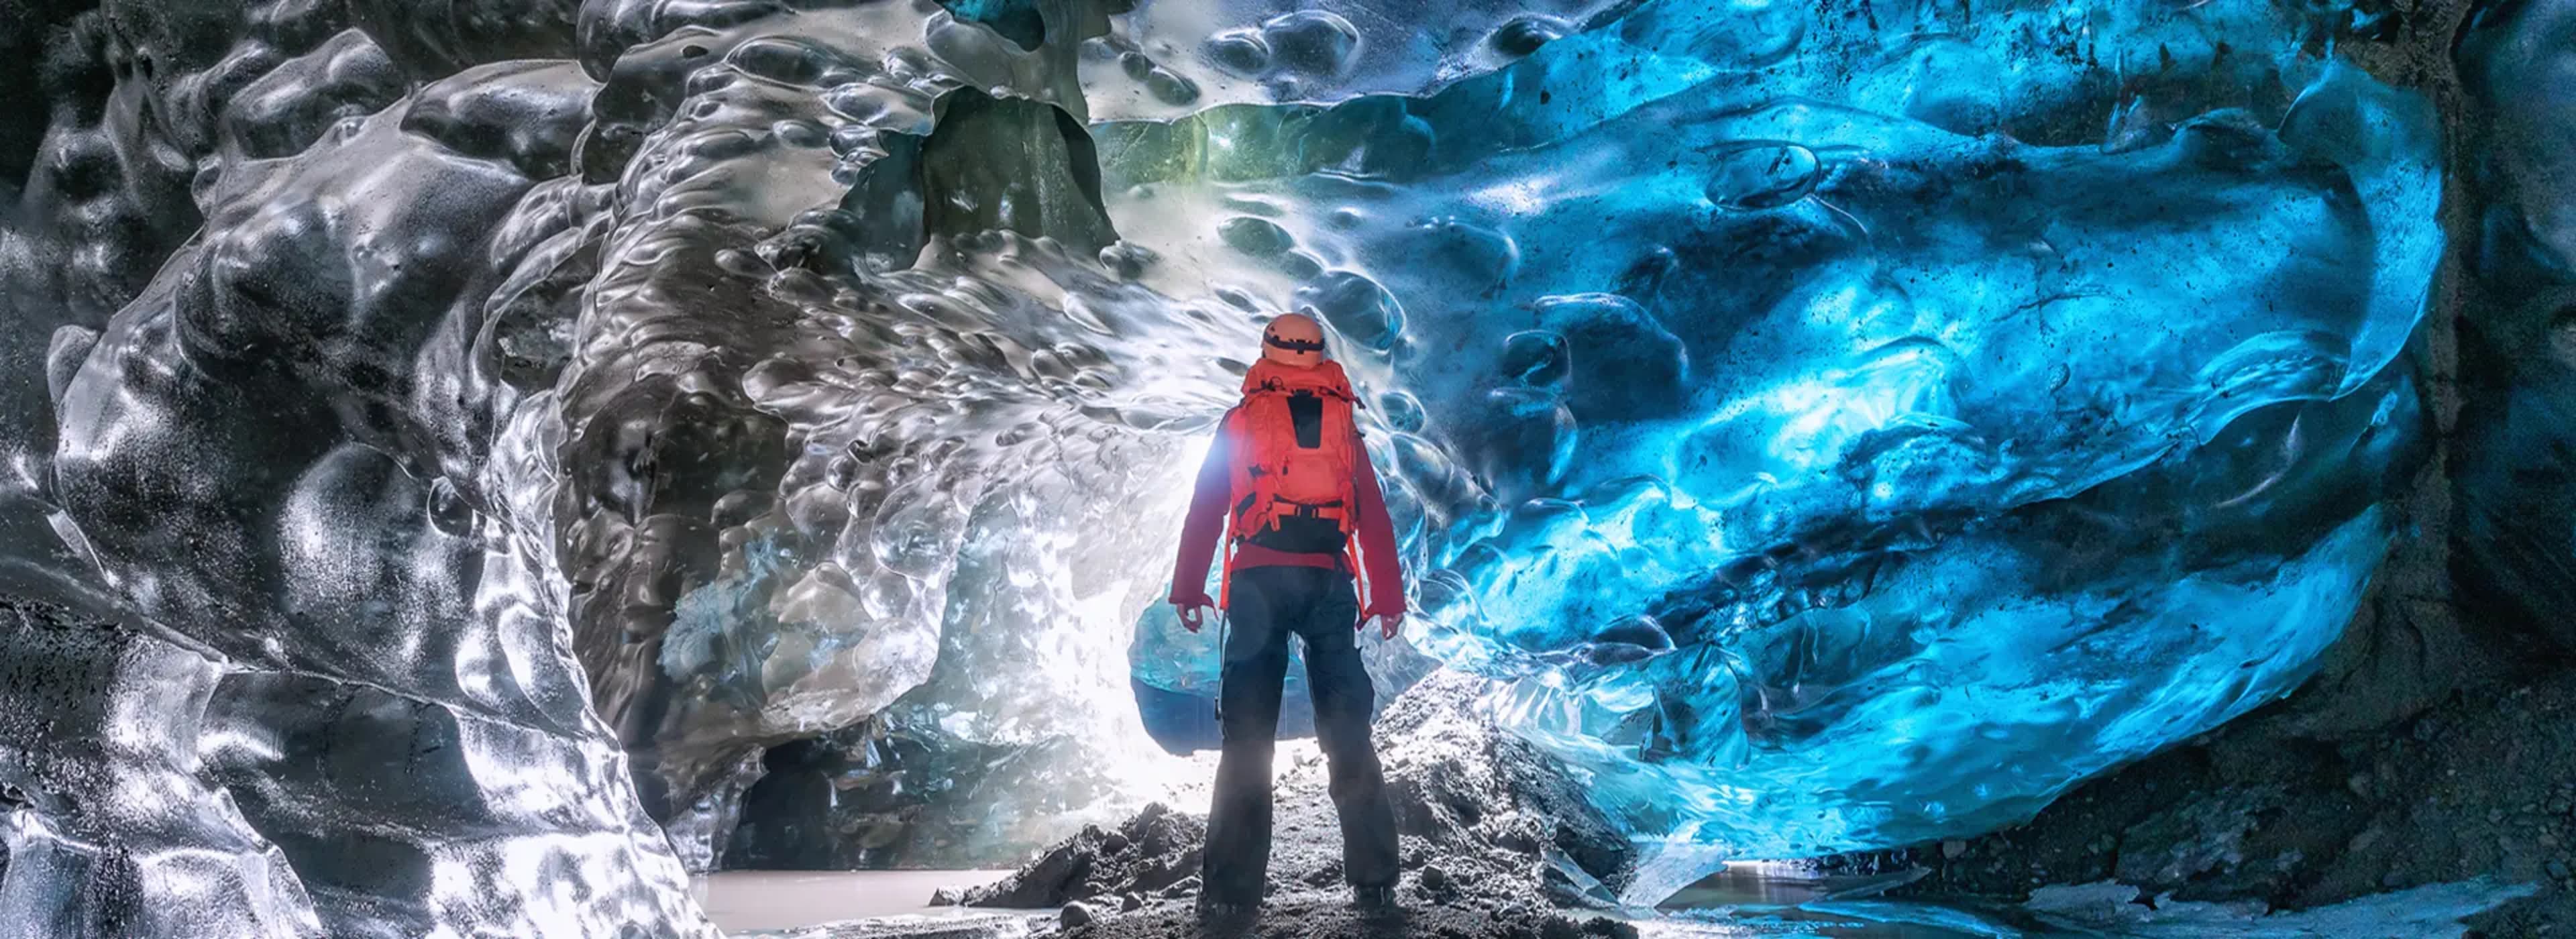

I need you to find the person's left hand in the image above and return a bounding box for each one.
[1361,609,1403,640]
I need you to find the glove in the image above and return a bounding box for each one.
[1171,590,1216,632]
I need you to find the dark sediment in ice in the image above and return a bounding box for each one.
[1825,667,2576,934]
[947,671,1638,938]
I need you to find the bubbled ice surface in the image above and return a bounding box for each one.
[1113,0,2446,866]
[0,0,2472,932]
[5,32,720,938]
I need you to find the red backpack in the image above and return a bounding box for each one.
[1221,357,1364,602]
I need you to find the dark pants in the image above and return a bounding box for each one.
[1202,564,1399,905]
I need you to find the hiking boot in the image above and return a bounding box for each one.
[1195,896,1256,921]
[1352,885,1399,912]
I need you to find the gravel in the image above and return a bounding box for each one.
[951,671,1640,939]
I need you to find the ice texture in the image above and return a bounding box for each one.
[1075,0,1633,122]
[0,0,2516,934]
[1112,0,2446,865]
[0,5,716,929]
[0,1,1252,929]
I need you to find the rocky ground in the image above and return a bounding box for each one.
[752,653,2551,938]
[1812,659,2576,937]
[929,671,1641,939]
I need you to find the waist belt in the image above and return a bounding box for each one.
[1280,499,1344,518]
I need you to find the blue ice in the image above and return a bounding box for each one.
[1116,0,2445,863]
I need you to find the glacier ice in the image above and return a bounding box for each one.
[0,0,2524,932]
[1114,0,2446,861]
[2,29,714,935]
[4,3,1260,927]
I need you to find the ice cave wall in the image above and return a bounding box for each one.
[0,0,2563,935]
[0,3,713,932]
[0,0,1265,932]
[1109,0,2449,863]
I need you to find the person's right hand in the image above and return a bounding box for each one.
[1172,592,1216,632]
[1360,606,1403,641]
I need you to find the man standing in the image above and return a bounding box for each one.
[1168,312,1407,918]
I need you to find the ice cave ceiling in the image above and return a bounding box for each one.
[0,0,2565,935]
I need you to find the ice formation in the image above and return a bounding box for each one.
[1116,0,2445,863]
[0,0,2549,933]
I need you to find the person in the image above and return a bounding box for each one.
[1168,311,1407,918]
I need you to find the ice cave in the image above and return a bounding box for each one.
[0,0,2571,935]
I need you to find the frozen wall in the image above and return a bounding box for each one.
[0,0,2554,934]
[1116,0,2445,863]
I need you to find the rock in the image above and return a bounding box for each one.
[958,803,1205,907]
[1943,840,1968,859]
[961,671,1644,937]
[1421,865,1451,891]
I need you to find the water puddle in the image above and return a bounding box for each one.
[698,869,1017,932]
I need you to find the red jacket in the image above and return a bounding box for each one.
[1169,408,1407,618]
